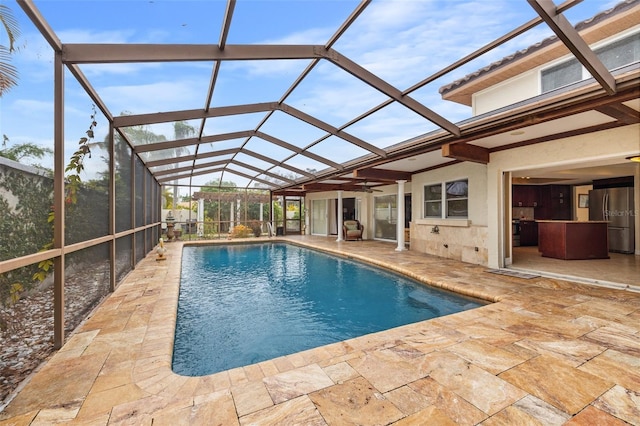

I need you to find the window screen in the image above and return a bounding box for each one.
[596,33,640,71]
[541,58,581,93]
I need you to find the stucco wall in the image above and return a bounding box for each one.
[473,72,538,116]
[410,162,488,265]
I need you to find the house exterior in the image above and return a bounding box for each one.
[305,0,640,274]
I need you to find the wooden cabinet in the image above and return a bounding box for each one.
[519,220,538,246]
[535,185,572,220]
[538,221,609,259]
[514,184,572,219]
[548,185,570,199]
[512,185,541,207]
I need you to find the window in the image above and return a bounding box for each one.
[541,58,581,93]
[424,184,442,217]
[424,179,468,219]
[445,180,468,218]
[595,34,640,71]
[541,32,639,93]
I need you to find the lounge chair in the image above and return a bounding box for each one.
[343,220,363,241]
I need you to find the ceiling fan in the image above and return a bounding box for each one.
[356,181,382,193]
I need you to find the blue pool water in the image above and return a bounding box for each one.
[172,243,486,376]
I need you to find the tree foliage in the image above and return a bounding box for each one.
[0,4,19,96]
[0,136,53,163]
[0,166,53,305]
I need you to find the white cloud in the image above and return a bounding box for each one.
[80,62,165,77]
[56,29,136,44]
[262,27,335,46]
[12,99,53,114]
[223,58,310,79]
[98,80,204,116]
[332,0,534,88]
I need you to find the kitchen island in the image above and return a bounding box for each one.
[537,220,609,260]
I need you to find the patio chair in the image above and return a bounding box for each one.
[343,220,363,241]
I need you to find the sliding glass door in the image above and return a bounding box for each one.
[374,194,397,240]
[311,199,327,235]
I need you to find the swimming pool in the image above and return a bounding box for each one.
[172,243,486,376]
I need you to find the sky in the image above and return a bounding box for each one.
[0,0,620,188]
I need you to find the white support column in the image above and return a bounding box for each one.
[172,184,178,219]
[230,202,235,229]
[236,198,241,226]
[336,190,344,242]
[396,180,407,251]
[271,196,275,233]
[304,199,310,235]
[197,198,204,237]
[259,202,264,234]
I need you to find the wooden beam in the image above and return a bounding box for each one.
[595,104,640,125]
[353,168,412,182]
[113,102,278,127]
[442,143,489,164]
[62,44,322,64]
[272,190,306,197]
[302,183,357,192]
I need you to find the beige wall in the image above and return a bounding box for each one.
[411,162,488,226]
[574,184,593,221]
[410,162,488,265]
[473,72,538,115]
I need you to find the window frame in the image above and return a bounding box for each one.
[423,179,469,219]
[445,179,469,218]
[423,183,442,218]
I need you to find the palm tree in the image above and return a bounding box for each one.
[0,4,20,96]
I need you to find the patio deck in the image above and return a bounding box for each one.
[1,236,639,425]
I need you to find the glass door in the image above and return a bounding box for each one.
[374,194,397,240]
[285,198,302,234]
[311,199,327,235]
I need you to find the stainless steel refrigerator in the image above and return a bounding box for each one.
[589,187,635,253]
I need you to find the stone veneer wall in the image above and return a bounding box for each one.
[410,222,488,266]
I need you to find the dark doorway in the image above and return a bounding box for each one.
[404,194,412,228]
[342,198,356,221]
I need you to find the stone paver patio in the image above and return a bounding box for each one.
[1,236,639,425]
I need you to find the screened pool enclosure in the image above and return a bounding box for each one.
[2,0,639,405]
